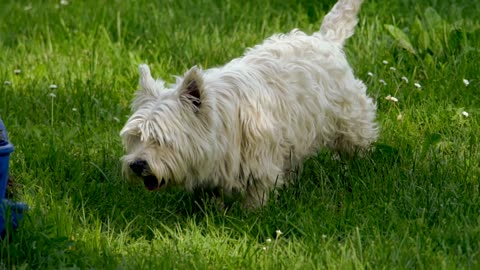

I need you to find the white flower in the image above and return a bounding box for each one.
[463,79,470,86]
[14,69,21,74]
[379,79,387,86]
[60,0,69,5]
[262,246,267,251]
[266,238,272,243]
[275,230,283,236]
[382,60,388,65]
[389,67,397,71]
[72,108,78,112]
[49,84,58,89]
[401,76,409,83]
[462,111,469,117]
[49,93,57,98]
[4,81,12,85]
[367,72,374,77]
[397,113,403,121]
[414,82,422,89]
[385,95,398,102]
[322,234,327,239]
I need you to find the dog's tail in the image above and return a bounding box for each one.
[319,0,364,47]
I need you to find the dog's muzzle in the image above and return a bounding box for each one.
[129,160,166,190]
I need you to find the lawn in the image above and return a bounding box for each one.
[1,0,479,269]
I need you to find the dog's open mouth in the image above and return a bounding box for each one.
[143,175,166,191]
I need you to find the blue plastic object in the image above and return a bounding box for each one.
[0,118,28,238]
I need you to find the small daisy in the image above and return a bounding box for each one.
[414,82,422,89]
[266,238,272,243]
[382,60,388,65]
[322,234,327,239]
[14,69,21,75]
[389,67,397,71]
[4,81,12,85]
[367,72,374,77]
[72,108,78,112]
[60,0,69,5]
[462,111,469,117]
[401,76,409,83]
[463,79,470,86]
[397,113,403,121]
[275,230,283,237]
[49,93,57,98]
[379,79,387,86]
[49,84,58,89]
[385,95,398,102]
[262,246,267,251]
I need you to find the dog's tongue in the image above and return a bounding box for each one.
[143,175,159,190]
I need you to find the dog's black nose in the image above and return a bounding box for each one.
[129,160,148,176]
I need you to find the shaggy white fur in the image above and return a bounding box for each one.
[120,0,377,208]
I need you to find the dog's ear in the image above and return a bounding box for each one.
[131,64,164,111]
[138,64,161,97]
[179,66,203,111]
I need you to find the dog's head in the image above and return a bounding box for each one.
[120,64,217,190]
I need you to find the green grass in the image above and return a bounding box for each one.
[1,0,480,268]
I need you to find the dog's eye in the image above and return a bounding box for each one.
[149,137,161,145]
[126,135,141,145]
[152,138,175,150]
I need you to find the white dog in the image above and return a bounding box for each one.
[120,0,377,208]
